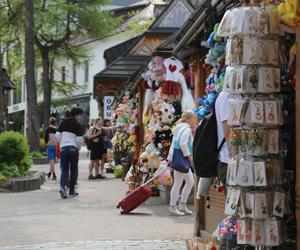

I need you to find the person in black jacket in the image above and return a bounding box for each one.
[56,107,84,199]
[44,117,58,180]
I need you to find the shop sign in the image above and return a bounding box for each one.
[50,104,76,114]
[104,96,114,119]
[8,102,26,114]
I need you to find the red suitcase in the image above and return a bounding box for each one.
[117,184,152,214]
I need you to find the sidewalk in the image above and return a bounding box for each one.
[0,151,193,249]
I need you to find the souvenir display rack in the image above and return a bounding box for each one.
[218,4,290,247]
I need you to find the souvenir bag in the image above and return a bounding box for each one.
[267,130,279,154]
[237,219,252,245]
[217,9,232,37]
[251,220,265,246]
[227,160,238,186]
[237,191,246,218]
[223,66,236,92]
[253,161,267,186]
[228,99,246,126]
[268,39,280,65]
[255,193,269,219]
[236,159,254,187]
[249,100,264,125]
[265,219,280,246]
[272,191,285,217]
[226,37,243,65]
[243,37,257,65]
[258,67,280,93]
[257,8,269,35]
[243,7,258,35]
[265,100,279,125]
[245,66,258,93]
[235,66,246,93]
[245,192,255,218]
[247,128,264,156]
[171,128,191,173]
[257,39,269,65]
[230,8,244,35]
[225,188,241,215]
[269,7,282,35]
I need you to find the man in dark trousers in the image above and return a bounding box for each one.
[56,107,83,199]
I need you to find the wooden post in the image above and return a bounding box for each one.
[192,57,207,236]
[295,26,300,250]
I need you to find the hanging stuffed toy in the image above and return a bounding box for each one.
[161,56,183,97]
[178,73,196,111]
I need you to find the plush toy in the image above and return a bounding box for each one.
[195,92,218,119]
[218,217,237,237]
[278,0,300,27]
[178,73,196,111]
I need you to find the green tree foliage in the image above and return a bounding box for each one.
[33,0,121,128]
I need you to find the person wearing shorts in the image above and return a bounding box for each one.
[44,117,58,180]
[87,118,105,179]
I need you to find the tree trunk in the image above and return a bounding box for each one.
[41,48,51,130]
[0,50,5,133]
[24,0,39,151]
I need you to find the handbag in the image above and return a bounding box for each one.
[171,128,192,173]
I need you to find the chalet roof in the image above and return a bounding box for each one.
[155,0,239,57]
[104,35,142,65]
[94,55,150,81]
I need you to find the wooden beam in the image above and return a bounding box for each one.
[193,56,207,236]
[295,26,300,250]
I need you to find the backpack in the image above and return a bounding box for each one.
[193,111,225,178]
[84,135,93,150]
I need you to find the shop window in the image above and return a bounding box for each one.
[84,61,89,82]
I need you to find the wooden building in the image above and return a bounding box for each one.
[93,0,195,115]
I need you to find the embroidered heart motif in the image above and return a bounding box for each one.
[169,64,177,73]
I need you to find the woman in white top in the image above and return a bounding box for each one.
[168,110,198,216]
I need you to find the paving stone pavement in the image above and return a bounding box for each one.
[0,240,187,250]
[0,148,193,249]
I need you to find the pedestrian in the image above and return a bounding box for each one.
[215,90,230,187]
[101,119,114,176]
[167,110,197,216]
[44,117,58,180]
[87,117,105,180]
[56,107,84,199]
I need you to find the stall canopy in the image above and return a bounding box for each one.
[94,55,150,81]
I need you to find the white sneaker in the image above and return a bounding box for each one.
[178,203,193,215]
[169,206,185,216]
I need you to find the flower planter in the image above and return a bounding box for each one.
[32,157,48,165]
[0,171,45,192]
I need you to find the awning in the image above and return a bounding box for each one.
[103,36,142,65]
[94,55,150,82]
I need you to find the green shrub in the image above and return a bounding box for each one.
[0,172,6,183]
[30,151,44,158]
[0,163,20,177]
[0,131,32,176]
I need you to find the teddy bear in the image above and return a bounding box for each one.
[194,92,218,119]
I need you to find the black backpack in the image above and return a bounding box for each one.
[193,111,225,178]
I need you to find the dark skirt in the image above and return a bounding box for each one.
[90,141,104,160]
